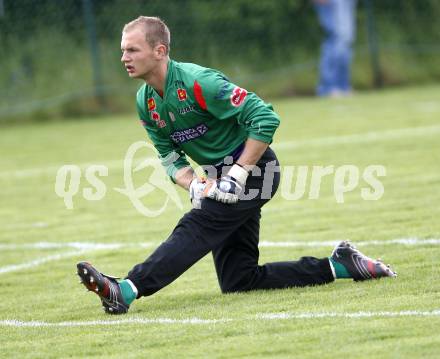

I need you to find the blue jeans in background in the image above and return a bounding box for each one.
[315,0,357,96]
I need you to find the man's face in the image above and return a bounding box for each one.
[121,28,158,80]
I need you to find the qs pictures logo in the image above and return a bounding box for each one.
[54,141,183,217]
[114,141,183,216]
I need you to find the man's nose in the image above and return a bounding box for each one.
[121,52,129,62]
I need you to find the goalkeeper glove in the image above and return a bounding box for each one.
[189,176,207,209]
[204,164,249,204]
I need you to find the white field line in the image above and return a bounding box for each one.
[1,310,440,327]
[1,124,440,179]
[1,238,439,252]
[0,241,155,251]
[257,310,440,320]
[259,238,440,247]
[0,243,154,275]
[0,242,123,250]
[0,250,87,274]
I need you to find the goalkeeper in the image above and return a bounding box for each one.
[77,16,396,314]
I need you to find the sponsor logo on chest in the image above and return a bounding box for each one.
[151,111,166,128]
[178,104,195,115]
[170,123,209,144]
[147,98,156,111]
[146,97,166,128]
[177,88,187,101]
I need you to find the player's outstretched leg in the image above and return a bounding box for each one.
[329,241,397,281]
[77,262,136,314]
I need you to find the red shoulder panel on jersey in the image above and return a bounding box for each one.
[193,80,207,110]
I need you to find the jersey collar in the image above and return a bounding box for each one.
[163,59,175,99]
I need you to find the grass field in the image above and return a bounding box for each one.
[1,85,440,358]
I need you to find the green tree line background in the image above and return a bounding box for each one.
[1,0,439,121]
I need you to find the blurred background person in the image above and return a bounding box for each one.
[314,0,357,97]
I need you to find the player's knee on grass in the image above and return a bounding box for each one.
[220,285,247,294]
[218,275,255,294]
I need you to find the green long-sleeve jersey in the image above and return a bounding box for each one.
[136,59,280,181]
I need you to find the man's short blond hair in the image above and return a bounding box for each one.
[123,16,170,55]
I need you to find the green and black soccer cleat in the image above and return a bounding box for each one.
[331,241,397,281]
[77,261,129,314]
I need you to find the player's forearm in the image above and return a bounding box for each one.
[236,138,269,170]
[174,166,195,190]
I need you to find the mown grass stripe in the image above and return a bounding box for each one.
[0,238,436,276]
[1,238,438,251]
[1,124,439,179]
[0,318,229,327]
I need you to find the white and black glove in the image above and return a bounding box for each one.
[204,164,249,204]
[189,177,207,209]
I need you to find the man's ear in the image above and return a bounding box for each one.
[155,44,168,59]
